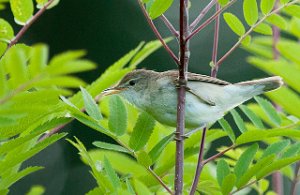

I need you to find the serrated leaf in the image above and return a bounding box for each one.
[0,166,43,189]
[239,105,265,129]
[93,141,130,153]
[221,174,236,195]
[0,18,14,41]
[148,133,174,163]
[253,23,273,35]
[81,87,102,120]
[5,45,29,88]
[266,14,287,30]
[137,151,152,167]
[284,5,300,18]
[28,44,48,77]
[103,156,120,189]
[223,12,245,36]
[230,109,247,133]
[256,155,300,179]
[281,142,300,158]
[260,0,276,14]
[234,144,258,179]
[108,96,127,136]
[218,118,236,142]
[149,0,174,19]
[254,96,281,126]
[217,159,231,186]
[129,112,155,151]
[260,140,290,159]
[10,0,34,25]
[243,0,258,26]
[237,155,275,188]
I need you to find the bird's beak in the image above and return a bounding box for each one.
[95,86,125,101]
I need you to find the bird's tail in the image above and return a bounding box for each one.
[235,76,283,92]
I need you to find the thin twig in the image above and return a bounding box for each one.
[189,127,207,195]
[148,168,174,194]
[6,0,55,52]
[160,14,179,38]
[175,0,190,194]
[216,0,300,67]
[190,0,217,31]
[230,180,257,195]
[211,3,220,78]
[186,0,237,41]
[291,161,300,195]
[203,145,235,165]
[136,0,179,65]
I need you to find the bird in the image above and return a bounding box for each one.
[101,69,283,132]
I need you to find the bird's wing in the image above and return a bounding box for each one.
[163,70,231,106]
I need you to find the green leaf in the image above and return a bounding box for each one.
[218,118,236,142]
[256,155,300,179]
[223,12,246,36]
[221,174,236,195]
[36,0,60,9]
[241,35,251,46]
[239,105,265,129]
[277,40,300,65]
[10,0,34,25]
[149,0,174,19]
[47,59,96,75]
[281,142,300,158]
[26,185,45,195]
[0,166,43,189]
[148,133,174,163]
[217,159,231,186]
[218,0,229,6]
[230,109,247,133]
[0,19,14,42]
[5,45,29,88]
[280,0,290,4]
[260,140,290,159]
[93,141,130,153]
[81,87,102,120]
[243,0,258,26]
[260,0,276,14]
[253,23,273,35]
[134,179,152,195]
[237,155,275,188]
[125,178,135,194]
[108,96,127,136]
[129,112,155,151]
[284,5,300,18]
[254,96,281,126]
[48,50,86,68]
[290,17,300,38]
[34,76,86,88]
[266,14,287,30]
[28,44,48,77]
[234,144,258,179]
[103,156,120,189]
[137,151,152,167]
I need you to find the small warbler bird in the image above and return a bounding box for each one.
[102,69,283,131]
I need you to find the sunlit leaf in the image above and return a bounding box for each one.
[217,159,231,186]
[10,0,34,25]
[260,0,276,14]
[0,19,14,42]
[93,141,130,153]
[223,12,245,36]
[149,0,174,19]
[103,156,120,189]
[81,87,102,120]
[218,118,235,142]
[239,105,265,129]
[253,23,273,35]
[230,109,247,133]
[243,0,258,26]
[108,96,127,136]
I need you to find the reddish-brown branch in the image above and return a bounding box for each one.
[136,0,179,65]
[161,14,179,38]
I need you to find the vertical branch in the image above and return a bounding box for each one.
[291,161,300,195]
[271,1,283,194]
[175,0,190,194]
[211,4,221,78]
[189,127,207,195]
[189,4,220,195]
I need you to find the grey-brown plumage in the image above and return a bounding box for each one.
[103,69,283,130]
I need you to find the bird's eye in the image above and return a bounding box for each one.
[129,80,136,86]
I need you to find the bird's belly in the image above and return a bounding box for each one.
[145,93,223,129]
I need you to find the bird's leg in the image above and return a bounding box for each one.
[173,131,189,141]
